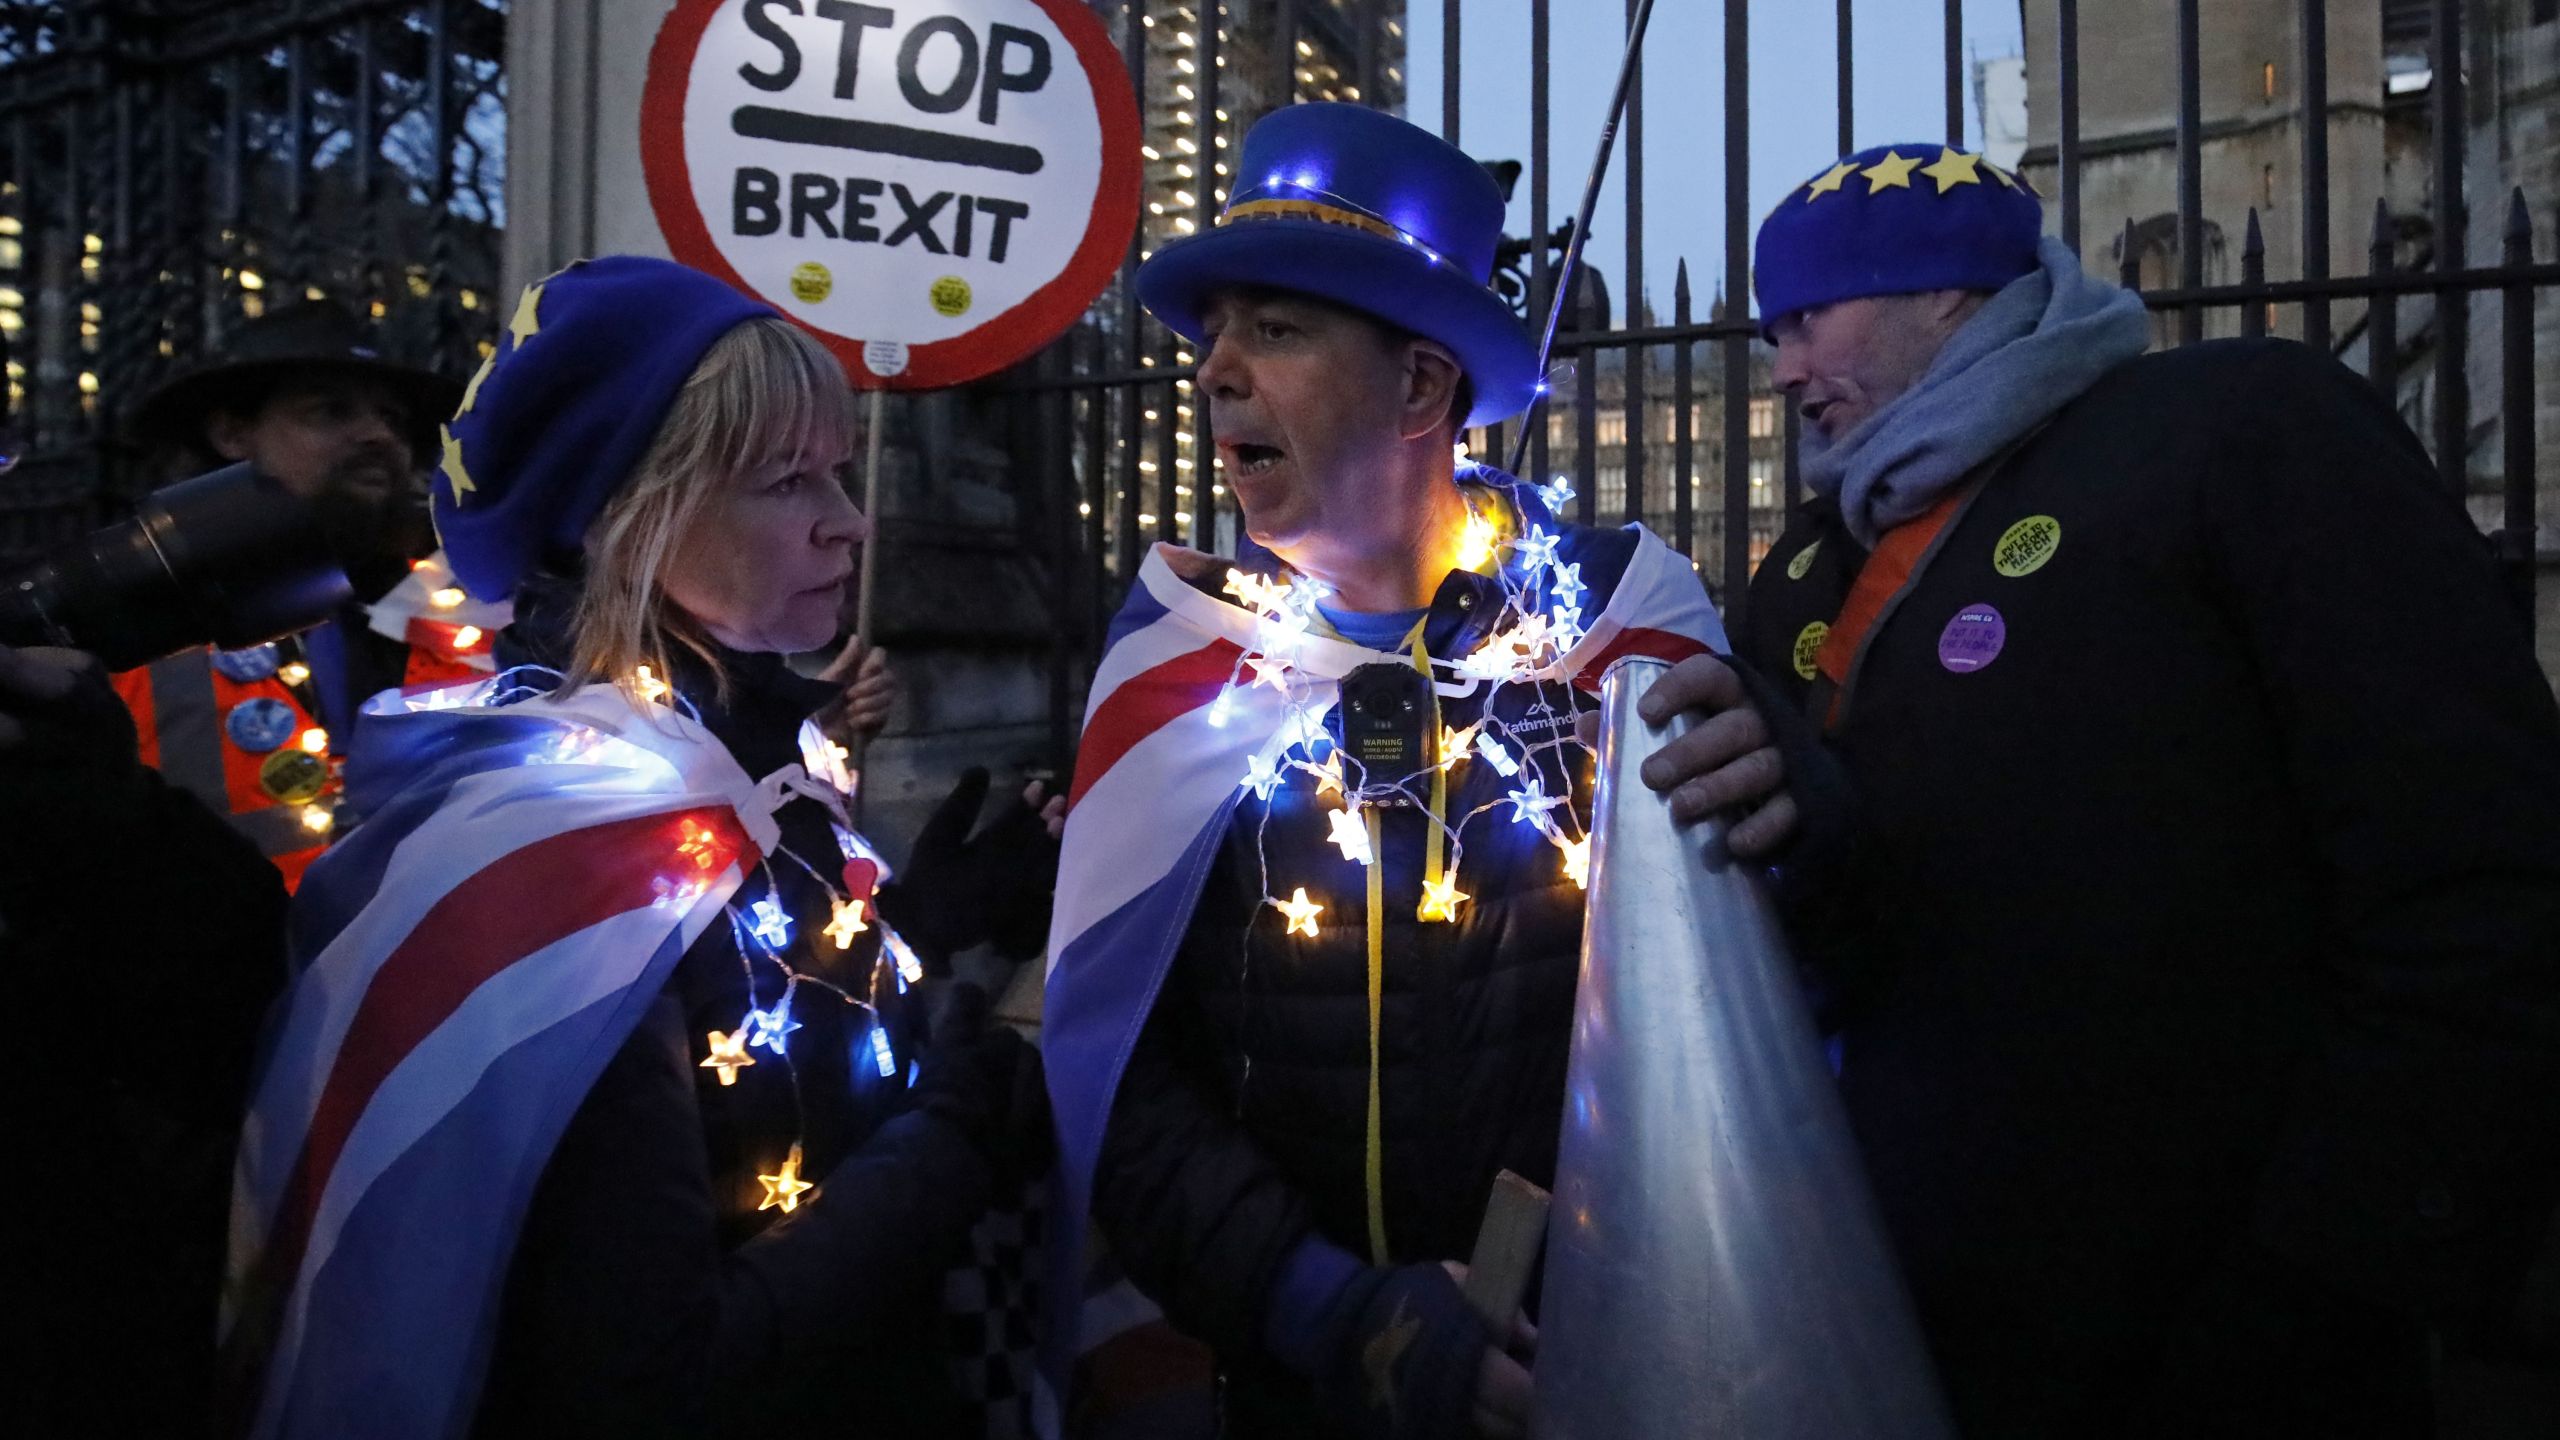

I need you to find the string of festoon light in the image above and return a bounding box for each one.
[1211,463,1599,942]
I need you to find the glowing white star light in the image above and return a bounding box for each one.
[1242,751,1287,800]
[1507,776,1566,826]
[1325,806,1375,866]
[747,897,794,949]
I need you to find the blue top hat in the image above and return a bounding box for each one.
[433,256,775,603]
[1754,143,2044,334]
[1135,104,1540,427]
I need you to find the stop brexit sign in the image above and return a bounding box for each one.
[643,0,1141,389]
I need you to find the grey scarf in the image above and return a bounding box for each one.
[1802,236,2152,549]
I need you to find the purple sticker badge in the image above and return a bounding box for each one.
[1937,603,2007,673]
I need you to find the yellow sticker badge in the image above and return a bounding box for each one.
[789,262,832,305]
[929,275,974,317]
[1791,620,1830,681]
[1993,515,2062,577]
[1786,539,1822,580]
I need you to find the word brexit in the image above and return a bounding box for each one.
[723,4,1061,262]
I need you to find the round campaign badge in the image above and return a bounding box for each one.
[1992,515,2062,577]
[1785,540,1821,581]
[225,696,300,753]
[790,261,834,303]
[1791,620,1830,681]
[257,747,331,805]
[1937,603,2008,673]
[211,643,283,683]
[928,274,973,316]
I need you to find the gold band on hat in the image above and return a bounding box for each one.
[1222,197,1412,246]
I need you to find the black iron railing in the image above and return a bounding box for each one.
[0,0,507,557]
[1004,0,2560,761]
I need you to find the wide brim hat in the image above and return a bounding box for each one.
[127,300,462,456]
[1135,104,1540,428]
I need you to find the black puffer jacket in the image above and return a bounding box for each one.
[1092,523,1648,1422]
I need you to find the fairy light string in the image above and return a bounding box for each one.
[1212,471,1602,1260]
[385,663,936,1220]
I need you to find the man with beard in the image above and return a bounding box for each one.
[1636,142,2560,1435]
[117,300,470,886]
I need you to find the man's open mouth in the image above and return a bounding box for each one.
[1230,442,1285,476]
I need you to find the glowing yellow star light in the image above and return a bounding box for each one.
[452,625,483,650]
[1275,886,1325,937]
[757,1142,816,1212]
[1417,872,1469,923]
[1437,723,1475,772]
[1803,160,1859,200]
[1861,150,1921,192]
[300,805,334,834]
[1327,806,1375,866]
[1559,835,1592,890]
[278,661,311,686]
[1246,652,1292,691]
[1313,752,1346,798]
[1455,512,1498,572]
[633,665,670,703]
[298,727,329,755]
[824,898,869,949]
[700,1026,756,1086]
[1920,147,1983,193]
[438,425,474,502]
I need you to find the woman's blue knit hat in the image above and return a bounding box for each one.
[432,255,777,603]
[1753,144,2044,332]
[1135,104,1541,427]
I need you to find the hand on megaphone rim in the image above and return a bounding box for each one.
[1574,652,1799,858]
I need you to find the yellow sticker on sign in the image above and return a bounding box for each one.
[1786,539,1822,580]
[1792,620,1830,681]
[1994,515,2062,577]
[789,262,833,304]
[928,275,974,317]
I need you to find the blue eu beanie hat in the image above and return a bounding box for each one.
[432,255,779,603]
[1753,144,2044,333]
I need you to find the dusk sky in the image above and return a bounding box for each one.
[1404,1,2029,319]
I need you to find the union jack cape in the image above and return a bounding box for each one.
[222,679,797,1440]
[1038,477,1726,1418]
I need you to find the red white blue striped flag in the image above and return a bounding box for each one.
[223,681,788,1440]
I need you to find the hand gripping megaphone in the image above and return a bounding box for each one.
[1532,656,1955,1439]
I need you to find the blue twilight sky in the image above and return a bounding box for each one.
[1403,0,2026,320]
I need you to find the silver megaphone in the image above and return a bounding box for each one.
[1532,656,1954,1438]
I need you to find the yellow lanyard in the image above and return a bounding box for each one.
[1359,620,1449,1263]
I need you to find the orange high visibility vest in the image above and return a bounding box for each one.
[113,649,336,891]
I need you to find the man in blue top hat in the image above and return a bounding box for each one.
[1043,105,1734,1438]
[1638,143,2560,1434]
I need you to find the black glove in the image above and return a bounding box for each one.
[1311,1262,1491,1440]
[874,766,1060,966]
[908,982,1053,1193]
[0,645,138,775]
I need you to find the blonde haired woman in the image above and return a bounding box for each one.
[224,257,1051,1440]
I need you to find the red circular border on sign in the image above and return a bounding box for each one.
[642,0,1141,390]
